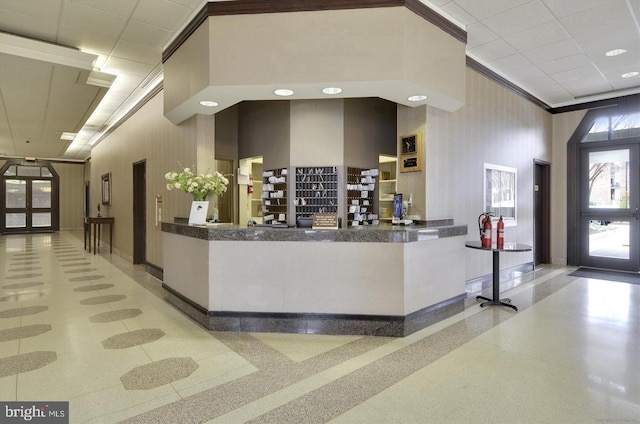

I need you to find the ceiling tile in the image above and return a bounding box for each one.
[0,11,58,44]
[482,1,555,38]
[103,57,154,77]
[489,54,532,72]
[503,20,569,52]
[439,1,476,26]
[563,77,612,98]
[112,40,161,66]
[571,23,639,56]
[592,51,640,74]
[68,0,138,18]
[537,53,591,75]
[450,0,530,21]
[550,65,602,84]
[610,76,640,91]
[468,39,517,62]
[57,26,119,58]
[0,0,61,22]
[132,0,193,31]
[521,38,581,64]
[465,22,498,49]
[120,20,174,49]
[508,65,546,81]
[61,1,128,39]
[541,0,619,19]
[559,2,633,36]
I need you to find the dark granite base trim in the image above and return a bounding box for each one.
[163,283,466,337]
[146,262,163,281]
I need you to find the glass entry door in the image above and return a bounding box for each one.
[1,163,57,233]
[580,145,640,271]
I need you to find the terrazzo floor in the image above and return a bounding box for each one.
[1,231,639,423]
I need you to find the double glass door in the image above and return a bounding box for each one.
[580,144,640,271]
[1,163,56,233]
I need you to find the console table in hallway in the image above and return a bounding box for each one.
[84,216,114,255]
[465,240,532,311]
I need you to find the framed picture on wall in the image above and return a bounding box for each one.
[484,163,516,225]
[101,172,111,205]
[400,133,423,172]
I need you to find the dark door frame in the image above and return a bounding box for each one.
[567,100,640,267]
[534,159,551,265]
[133,160,146,264]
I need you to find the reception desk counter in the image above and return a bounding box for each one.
[161,221,467,336]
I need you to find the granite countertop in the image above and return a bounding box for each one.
[161,220,467,243]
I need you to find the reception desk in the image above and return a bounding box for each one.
[161,221,467,336]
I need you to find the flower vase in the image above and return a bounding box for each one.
[188,201,209,225]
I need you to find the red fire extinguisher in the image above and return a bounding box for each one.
[478,212,493,248]
[497,215,505,249]
[247,175,254,194]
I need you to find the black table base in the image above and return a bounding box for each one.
[474,248,520,311]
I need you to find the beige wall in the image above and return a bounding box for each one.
[423,69,553,279]
[90,92,200,266]
[53,161,85,230]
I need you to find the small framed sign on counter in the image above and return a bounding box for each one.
[312,213,339,229]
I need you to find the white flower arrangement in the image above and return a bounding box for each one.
[164,166,229,201]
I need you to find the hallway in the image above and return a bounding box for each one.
[1,232,638,423]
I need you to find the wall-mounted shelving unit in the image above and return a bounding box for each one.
[261,168,287,223]
[346,167,378,227]
[294,166,338,221]
[379,156,397,221]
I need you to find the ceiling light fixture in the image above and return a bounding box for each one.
[621,71,639,78]
[199,100,219,107]
[408,95,428,102]
[322,87,342,95]
[60,132,77,141]
[605,49,627,57]
[274,89,294,97]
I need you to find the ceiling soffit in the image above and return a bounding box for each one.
[162,0,468,125]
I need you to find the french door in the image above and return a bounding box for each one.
[1,162,58,234]
[580,144,640,271]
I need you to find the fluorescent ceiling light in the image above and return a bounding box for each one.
[274,89,294,96]
[605,49,627,57]
[408,95,428,102]
[621,71,639,78]
[199,100,219,107]
[60,132,77,141]
[322,87,342,95]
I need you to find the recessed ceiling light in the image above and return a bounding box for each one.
[60,132,77,141]
[621,71,639,78]
[605,49,627,57]
[274,89,294,97]
[322,87,342,95]
[199,100,219,107]
[408,95,428,102]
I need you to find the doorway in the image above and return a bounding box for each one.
[215,158,235,223]
[579,145,639,271]
[133,160,146,264]
[1,162,59,233]
[534,160,551,265]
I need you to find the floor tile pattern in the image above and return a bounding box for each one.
[1,231,639,423]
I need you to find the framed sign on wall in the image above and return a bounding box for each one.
[399,133,423,173]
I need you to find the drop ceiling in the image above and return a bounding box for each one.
[0,0,638,162]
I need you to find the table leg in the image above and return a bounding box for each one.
[109,223,112,253]
[93,223,97,255]
[475,250,518,311]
